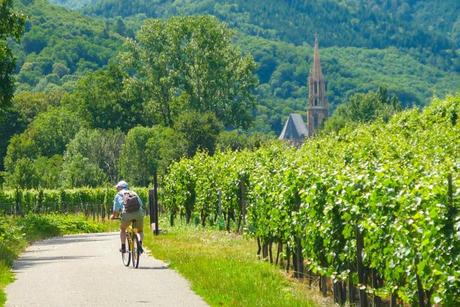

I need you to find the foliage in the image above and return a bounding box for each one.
[3,107,85,187]
[3,157,39,189]
[61,154,107,188]
[144,126,187,175]
[13,0,122,93]
[12,90,63,125]
[161,94,460,305]
[33,155,64,188]
[0,106,25,171]
[174,111,223,157]
[238,35,460,133]
[80,0,460,58]
[4,141,63,190]
[0,0,25,107]
[0,187,149,215]
[323,87,403,133]
[67,64,145,131]
[10,1,460,135]
[119,126,185,186]
[216,130,275,152]
[63,128,125,185]
[119,16,257,128]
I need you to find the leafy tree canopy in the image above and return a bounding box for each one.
[119,126,186,186]
[323,87,403,133]
[4,107,86,172]
[0,0,25,106]
[63,128,125,185]
[174,111,224,157]
[120,16,257,128]
[67,63,145,131]
[12,90,63,124]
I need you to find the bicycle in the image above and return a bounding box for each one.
[122,219,142,268]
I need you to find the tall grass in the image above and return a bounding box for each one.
[143,222,330,307]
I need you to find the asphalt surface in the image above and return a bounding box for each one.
[6,232,208,307]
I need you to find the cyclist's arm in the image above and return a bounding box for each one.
[137,195,144,210]
[110,194,123,219]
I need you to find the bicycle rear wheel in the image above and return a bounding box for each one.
[131,234,140,268]
[122,235,131,267]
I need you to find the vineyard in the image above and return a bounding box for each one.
[0,188,149,218]
[161,95,460,306]
[1,96,458,306]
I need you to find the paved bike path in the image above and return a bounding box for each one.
[6,232,208,307]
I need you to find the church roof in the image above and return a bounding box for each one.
[278,113,308,141]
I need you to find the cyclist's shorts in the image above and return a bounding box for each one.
[121,210,145,232]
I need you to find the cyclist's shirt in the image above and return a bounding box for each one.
[113,188,144,213]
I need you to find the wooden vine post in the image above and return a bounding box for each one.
[14,188,22,216]
[293,191,304,279]
[238,178,247,234]
[149,170,159,235]
[356,225,368,307]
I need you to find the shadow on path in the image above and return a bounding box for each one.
[14,255,95,270]
[137,265,169,270]
[34,233,116,246]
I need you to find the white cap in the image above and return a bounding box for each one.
[114,180,129,189]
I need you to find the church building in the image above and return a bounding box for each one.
[279,35,329,144]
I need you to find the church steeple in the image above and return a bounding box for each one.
[307,34,328,137]
[311,34,323,81]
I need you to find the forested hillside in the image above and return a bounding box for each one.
[12,0,121,93]
[55,0,460,70]
[238,35,460,132]
[13,0,460,133]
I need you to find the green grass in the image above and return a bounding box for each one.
[143,222,326,307]
[0,214,118,306]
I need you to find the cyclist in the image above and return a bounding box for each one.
[110,180,145,254]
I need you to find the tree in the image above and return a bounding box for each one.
[323,87,403,133]
[216,130,248,152]
[0,0,25,107]
[0,106,25,170]
[63,128,125,183]
[216,130,274,152]
[61,154,107,188]
[4,107,85,172]
[118,127,153,187]
[119,126,186,186]
[174,111,223,156]
[120,16,257,128]
[33,155,64,188]
[68,64,145,131]
[4,158,38,189]
[12,90,63,124]
[145,126,187,175]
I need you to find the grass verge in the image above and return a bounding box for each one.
[143,222,329,307]
[0,214,118,306]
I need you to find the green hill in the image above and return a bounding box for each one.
[237,34,460,132]
[13,0,122,92]
[59,0,460,70]
[12,0,460,133]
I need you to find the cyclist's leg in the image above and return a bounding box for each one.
[133,210,145,252]
[120,214,130,252]
[120,224,127,244]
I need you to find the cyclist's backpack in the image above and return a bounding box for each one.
[123,191,141,213]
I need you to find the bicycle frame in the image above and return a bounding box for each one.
[121,220,141,268]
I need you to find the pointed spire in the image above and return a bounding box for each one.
[311,33,323,80]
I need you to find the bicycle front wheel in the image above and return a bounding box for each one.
[122,235,131,267]
[131,234,140,268]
